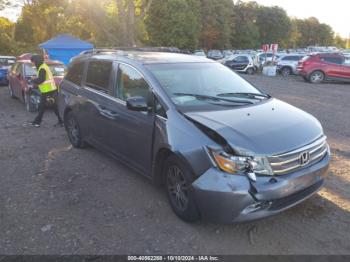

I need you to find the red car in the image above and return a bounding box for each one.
[297,53,350,83]
[7,58,65,112]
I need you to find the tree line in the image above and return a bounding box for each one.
[0,0,349,55]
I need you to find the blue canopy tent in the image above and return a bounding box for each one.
[39,34,93,65]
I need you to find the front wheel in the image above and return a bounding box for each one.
[65,112,86,148]
[246,67,255,75]
[309,70,325,83]
[164,155,200,222]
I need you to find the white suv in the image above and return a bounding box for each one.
[276,54,305,76]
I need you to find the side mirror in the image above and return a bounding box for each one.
[126,96,150,112]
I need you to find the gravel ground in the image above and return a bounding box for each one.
[0,75,349,255]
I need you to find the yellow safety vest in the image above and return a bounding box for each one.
[38,63,57,94]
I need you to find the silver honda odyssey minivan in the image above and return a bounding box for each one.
[59,50,330,223]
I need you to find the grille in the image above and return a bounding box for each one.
[268,136,328,175]
[269,180,323,210]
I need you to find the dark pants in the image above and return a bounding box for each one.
[33,90,63,124]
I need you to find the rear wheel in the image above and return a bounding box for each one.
[281,67,292,77]
[8,84,15,98]
[164,155,200,222]
[24,93,37,112]
[65,111,86,148]
[309,70,325,83]
[246,67,255,75]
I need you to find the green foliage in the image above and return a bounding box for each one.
[199,0,234,49]
[256,6,291,48]
[334,35,347,48]
[0,17,17,54]
[294,17,334,47]
[231,1,260,49]
[145,0,200,49]
[0,0,344,55]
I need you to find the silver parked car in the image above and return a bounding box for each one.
[276,54,305,76]
[59,50,330,223]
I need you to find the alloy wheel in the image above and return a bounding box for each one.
[310,71,324,83]
[281,67,291,77]
[67,117,80,145]
[167,165,189,212]
[247,68,254,75]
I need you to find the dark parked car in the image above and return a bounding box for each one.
[59,50,330,223]
[224,54,256,74]
[207,50,224,60]
[193,50,206,57]
[7,59,65,112]
[0,56,16,85]
[298,53,350,83]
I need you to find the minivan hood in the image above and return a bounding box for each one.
[185,98,323,156]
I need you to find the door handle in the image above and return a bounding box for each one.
[97,105,119,119]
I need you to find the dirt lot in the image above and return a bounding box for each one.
[0,75,349,255]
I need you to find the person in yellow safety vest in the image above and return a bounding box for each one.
[30,54,63,128]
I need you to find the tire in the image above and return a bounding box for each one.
[246,67,254,75]
[65,111,86,148]
[281,67,292,77]
[309,70,325,83]
[164,155,200,222]
[8,83,15,98]
[24,93,37,112]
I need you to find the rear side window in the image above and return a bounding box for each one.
[66,62,85,86]
[282,56,302,61]
[321,57,344,65]
[86,61,112,93]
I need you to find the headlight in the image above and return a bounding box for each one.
[209,148,273,175]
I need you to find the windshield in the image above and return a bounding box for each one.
[49,64,65,76]
[147,63,265,110]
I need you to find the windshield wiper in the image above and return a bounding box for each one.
[217,92,271,100]
[173,93,254,104]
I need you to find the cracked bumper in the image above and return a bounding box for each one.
[192,152,330,224]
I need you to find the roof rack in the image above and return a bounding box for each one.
[79,49,120,55]
[78,47,182,56]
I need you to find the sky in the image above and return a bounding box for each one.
[1,0,349,38]
[246,0,349,38]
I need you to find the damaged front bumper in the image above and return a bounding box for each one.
[192,151,330,224]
